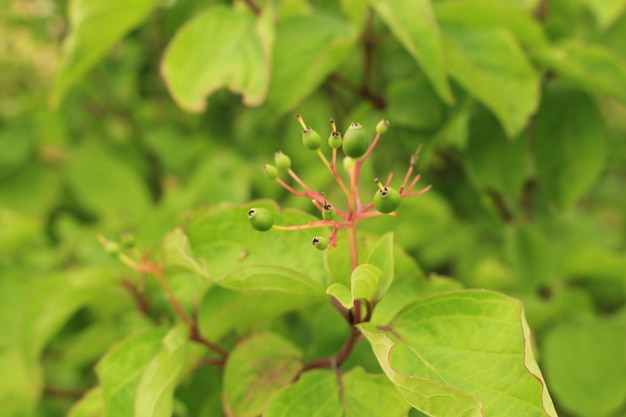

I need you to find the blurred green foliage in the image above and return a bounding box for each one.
[1,0,626,416]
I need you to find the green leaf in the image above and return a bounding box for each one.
[541,315,626,417]
[135,324,190,417]
[326,282,353,308]
[223,333,303,417]
[351,264,382,304]
[386,76,447,130]
[220,264,326,298]
[533,41,626,104]
[267,12,358,113]
[465,106,527,198]
[161,5,274,112]
[161,227,210,278]
[342,367,411,416]
[367,232,395,299]
[186,201,329,286]
[53,0,161,106]
[66,143,152,226]
[67,387,103,417]
[532,86,608,208]
[434,0,547,47]
[444,27,540,137]
[264,368,410,416]
[97,328,168,417]
[360,290,557,417]
[371,0,454,104]
[579,0,626,28]
[22,268,119,366]
[264,370,342,417]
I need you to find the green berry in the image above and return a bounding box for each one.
[376,119,390,135]
[373,179,401,213]
[328,131,342,149]
[247,208,274,231]
[342,122,369,158]
[274,151,291,170]
[312,236,329,250]
[322,203,336,221]
[343,156,355,170]
[262,164,279,179]
[104,240,121,256]
[302,128,321,150]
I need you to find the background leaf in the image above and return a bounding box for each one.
[532,86,608,208]
[135,324,190,417]
[161,5,274,112]
[96,328,167,417]
[53,0,161,106]
[267,12,358,113]
[371,0,454,104]
[223,332,303,417]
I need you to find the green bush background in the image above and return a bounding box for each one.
[1,0,625,416]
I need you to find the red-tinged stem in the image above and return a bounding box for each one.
[152,267,192,327]
[122,278,150,316]
[301,327,360,372]
[288,168,322,200]
[403,174,422,195]
[197,357,226,367]
[400,166,414,193]
[317,149,351,200]
[276,178,317,199]
[384,172,393,187]
[329,226,340,247]
[273,220,347,231]
[403,184,432,197]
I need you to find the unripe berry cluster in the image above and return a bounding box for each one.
[249,113,430,267]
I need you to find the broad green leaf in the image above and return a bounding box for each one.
[434,0,547,47]
[371,0,454,104]
[444,27,540,137]
[161,5,274,112]
[0,348,40,417]
[360,290,557,417]
[186,200,329,286]
[542,316,626,417]
[579,0,626,28]
[53,0,161,106]
[161,227,209,278]
[465,106,527,198]
[267,12,358,113]
[533,41,626,104]
[66,143,152,226]
[135,324,190,417]
[532,86,608,208]
[264,368,410,416]
[342,367,411,416]
[386,76,446,130]
[351,263,382,303]
[367,232,395,299]
[67,387,103,417]
[264,370,342,417]
[22,268,119,365]
[220,264,326,297]
[326,282,353,308]
[505,224,553,288]
[223,333,303,417]
[371,275,464,325]
[198,286,324,341]
[97,328,168,417]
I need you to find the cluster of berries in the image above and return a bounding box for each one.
[248,114,429,254]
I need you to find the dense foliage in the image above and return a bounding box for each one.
[1,0,626,416]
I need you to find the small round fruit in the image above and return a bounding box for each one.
[312,236,329,250]
[376,119,390,135]
[374,186,401,213]
[274,151,291,170]
[322,204,336,221]
[342,122,369,158]
[262,164,279,179]
[328,131,342,149]
[302,128,321,150]
[247,208,274,231]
